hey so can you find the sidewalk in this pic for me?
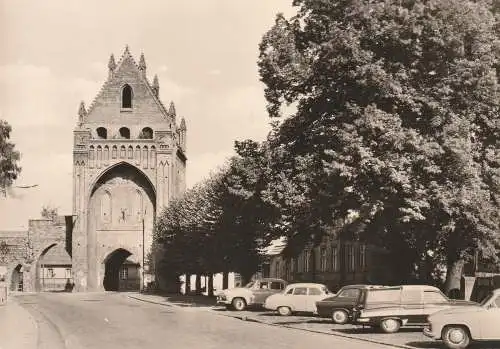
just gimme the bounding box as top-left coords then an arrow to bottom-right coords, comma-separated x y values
0,297 -> 38,349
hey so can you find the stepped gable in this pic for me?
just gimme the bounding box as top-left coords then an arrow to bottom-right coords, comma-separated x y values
85,46 -> 171,126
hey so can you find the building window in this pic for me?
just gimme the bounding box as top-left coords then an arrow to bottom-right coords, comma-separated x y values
347,245 -> 355,272
139,127 -> 153,139
65,268 -> 72,279
120,145 -> 126,158
47,268 -> 55,278
304,250 -> 310,272
290,258 -> 295,273
332,245 -> 339,272
320,247 -> 327,272
128,146 -> 133,159
112,145 -> 117,159
119,127 -> 130,139
96,127 -> 107,139
360,245 -> 367,271
122,84 -> 133,108
119,266 -> 128,280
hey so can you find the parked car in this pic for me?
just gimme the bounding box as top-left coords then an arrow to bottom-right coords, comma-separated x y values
355,285 -> 479,333
216,278 -> 287,311
263,283 -> 332,316
315,284 -> 386,324
424,288 -> 500,349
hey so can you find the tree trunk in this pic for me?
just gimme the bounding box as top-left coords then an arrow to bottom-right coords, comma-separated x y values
195,274 -> 202,295
208,274 -> 214,297
184,274 -> 191,295
222,272 -> 229,290
444,259 -> 465,298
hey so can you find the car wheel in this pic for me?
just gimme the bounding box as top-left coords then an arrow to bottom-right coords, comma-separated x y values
277,306 -> 292,316
442,326 -> 471,349
231,297 -> 246,311
380,318 -> 401,333
332,310 -> 349,324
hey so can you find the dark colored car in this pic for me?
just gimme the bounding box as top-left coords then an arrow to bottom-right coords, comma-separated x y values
315,284 -> 386,324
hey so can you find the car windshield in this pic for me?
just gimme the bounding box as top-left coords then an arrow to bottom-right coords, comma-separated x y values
479,292 -> 494,306
244,281 -> 255,288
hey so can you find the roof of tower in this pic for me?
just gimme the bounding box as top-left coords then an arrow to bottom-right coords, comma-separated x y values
85,46 -> 175,122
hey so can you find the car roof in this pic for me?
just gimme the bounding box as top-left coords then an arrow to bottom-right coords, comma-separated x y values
341,284 -> 385,289
369,285 -> 441,292
286,283 -> 327,288
259,278 -> 286,283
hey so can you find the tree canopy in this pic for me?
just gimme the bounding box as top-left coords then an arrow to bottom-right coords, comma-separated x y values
0,120 -> 21,197
257,0 -> 500,290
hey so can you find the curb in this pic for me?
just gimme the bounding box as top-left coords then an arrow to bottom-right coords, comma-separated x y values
127,295 -> 414,349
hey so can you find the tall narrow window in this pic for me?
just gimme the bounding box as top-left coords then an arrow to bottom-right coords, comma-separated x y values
89,146 -> 95,168
332,245 -> 339,272
103,146 -> 109,165
135,146 -> 141,165
112,145 -> 117,159
346,245 -> 355,272
320,247 -> 327,272
128,146 -> 133,159
122,84 -> 132,108
360,245 -> 367,271
96,146 -> 102,168
143,146 -> 148,169
150,146 -> 156,169
120,145 -> 126,158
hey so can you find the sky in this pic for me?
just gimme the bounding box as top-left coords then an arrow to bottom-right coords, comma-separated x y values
0,0 -> 297,231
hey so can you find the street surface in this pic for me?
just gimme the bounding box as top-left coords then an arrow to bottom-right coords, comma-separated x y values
11,293 -> 395,349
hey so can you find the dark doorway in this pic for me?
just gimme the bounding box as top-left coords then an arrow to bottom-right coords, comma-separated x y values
10,264 -> 23,291
103,249 -> 140,291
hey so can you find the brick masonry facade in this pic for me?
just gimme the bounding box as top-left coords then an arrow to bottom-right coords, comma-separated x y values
72,47 -> 187,292
0,47 -> 187,293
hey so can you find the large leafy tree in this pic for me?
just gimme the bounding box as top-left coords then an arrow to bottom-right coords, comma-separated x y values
0,120 -> 21,197
258,0 -> 500,292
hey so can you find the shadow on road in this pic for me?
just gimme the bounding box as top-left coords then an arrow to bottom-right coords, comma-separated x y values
335,327 -> 423,334
406,341 -> 500,349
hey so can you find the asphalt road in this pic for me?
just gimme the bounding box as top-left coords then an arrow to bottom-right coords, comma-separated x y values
15,293 -> 395,349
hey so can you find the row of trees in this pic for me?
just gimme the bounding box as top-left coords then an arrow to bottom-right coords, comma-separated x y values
153,0 -> 500,295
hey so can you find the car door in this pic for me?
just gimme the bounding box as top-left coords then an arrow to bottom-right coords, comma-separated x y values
480,294 -> 500,340
423,290 -> 453,321
253,281 -> 271,304
401,288 -> 425,325
306,286 -> 329,313
289,287 -> 308,311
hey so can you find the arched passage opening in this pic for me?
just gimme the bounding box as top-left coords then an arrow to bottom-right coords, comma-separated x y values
87,162 -> 156,291
103,248 -> 140,291
37,243 -> 72,292
10,264 -> 23,291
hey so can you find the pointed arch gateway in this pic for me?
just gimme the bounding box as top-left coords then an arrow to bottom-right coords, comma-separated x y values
87,162 -> 156,291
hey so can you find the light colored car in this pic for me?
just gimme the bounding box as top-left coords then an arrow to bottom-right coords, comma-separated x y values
263,283 -> 332,316
355,285 -> 478,333
216,278 -> 287,311
424,288 -> 500,349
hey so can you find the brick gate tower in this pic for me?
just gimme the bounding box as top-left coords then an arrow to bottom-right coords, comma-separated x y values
72,46 -> 187,292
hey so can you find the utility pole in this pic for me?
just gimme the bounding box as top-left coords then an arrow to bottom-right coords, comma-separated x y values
142,207 -> 146,292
